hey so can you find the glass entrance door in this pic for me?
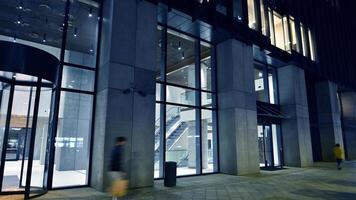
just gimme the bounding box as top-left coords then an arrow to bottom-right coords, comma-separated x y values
258,124 -> 282,168
0,79 -> 52,199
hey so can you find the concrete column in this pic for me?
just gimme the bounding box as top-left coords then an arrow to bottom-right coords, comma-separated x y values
339,92 -> 356,160
315,81 -> 343,161
277,65 -> 313,167
91,0 -> 157,190
217,39 -> 259,175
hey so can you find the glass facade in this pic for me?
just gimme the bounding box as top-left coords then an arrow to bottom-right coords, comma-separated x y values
155,26 -> 218,178
246,1 -> 317,60
0,0 -> 100,193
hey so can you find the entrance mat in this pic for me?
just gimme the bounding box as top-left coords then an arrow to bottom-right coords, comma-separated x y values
260,167 -> 287,171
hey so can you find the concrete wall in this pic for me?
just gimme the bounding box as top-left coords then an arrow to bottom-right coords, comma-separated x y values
315,81 -> 343,161
217,39 -> 260,175
91,0 -> 157,190
278,65 -> 313,167
339,92 -> 356,160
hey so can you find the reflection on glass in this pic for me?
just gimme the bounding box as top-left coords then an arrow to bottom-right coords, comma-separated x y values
65,0 -> 100,68
271,124 -> 281,166
165,105 -> 197,176
62,66 -> 95,92
53,92 -> 93,187
166,30 -> 196,88
156,83 -> 161,102
248,0 -> 257,29
166,85 -> 196,106
201,42 -> 212,91
202,110 -> 215,173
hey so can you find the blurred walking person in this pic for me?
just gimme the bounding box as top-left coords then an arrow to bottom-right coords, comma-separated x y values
333,143 -> 344,170
109,137 -> 128,200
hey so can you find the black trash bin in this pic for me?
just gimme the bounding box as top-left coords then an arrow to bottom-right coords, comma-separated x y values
164,161 -> 177,187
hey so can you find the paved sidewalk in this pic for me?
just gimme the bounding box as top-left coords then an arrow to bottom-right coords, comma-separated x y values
2,161 -> 356,200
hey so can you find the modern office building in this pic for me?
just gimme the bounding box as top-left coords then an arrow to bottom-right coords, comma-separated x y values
0,0 -> 355,199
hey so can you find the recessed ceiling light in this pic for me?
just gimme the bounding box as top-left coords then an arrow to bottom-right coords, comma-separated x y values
88,7 -> 93,17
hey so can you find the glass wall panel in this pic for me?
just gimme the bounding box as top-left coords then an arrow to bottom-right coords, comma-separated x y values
156,26 -> 164,81
62,66 -> 95,92
268,67 -> 278,104
283,17 -> 291,52
65,0 -> 100,68
52,92 -> 93,187
260,0 -> 268,35
300,23 -> 309,57
166,30 -> 196,88
202,110 -> 216,173
165,105 -> 198,176
201,42 -> 212,91
248,0 -> 257,29
254,67 -> 267,102
154,103 -> 162,178
289,17 -> 299,52
273,12 -> 285,50
155,27 -> 218,178
166,85 -> 196,106
269,9 -> 275,45
308,28 -> 316,61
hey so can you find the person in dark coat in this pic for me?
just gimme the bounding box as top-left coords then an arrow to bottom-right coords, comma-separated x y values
110,137 -> 126,172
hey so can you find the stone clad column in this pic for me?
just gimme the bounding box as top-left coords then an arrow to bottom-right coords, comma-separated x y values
339,92 -> 356,160
91,0 -> 157,190
277,65 -> 313,167
315,81 -> 343,161
217,39 -> 260,175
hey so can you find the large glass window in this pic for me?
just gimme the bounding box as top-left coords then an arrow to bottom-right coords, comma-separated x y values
155,27 -> 218,178
233,0 -> 243,22
273,12 -> 285,50
300,23 -> 309,57
289,17 -> 299,52
254,63 -> 278,104
248,0 -> 257,30
308,28 -> 316,61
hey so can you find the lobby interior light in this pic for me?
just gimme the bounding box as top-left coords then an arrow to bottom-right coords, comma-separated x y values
17,1 -> 23,10
178,41 -> 182,50
16,15 -> 22,24
13,35 -> 17,42
90,44 -> 94,52
88,7 -> 93,17
42,33 -> 47,43
181,51 -> 185,60
74,27 -> 78,37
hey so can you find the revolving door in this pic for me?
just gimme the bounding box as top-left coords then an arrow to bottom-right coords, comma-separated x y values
0,41 -> 58,198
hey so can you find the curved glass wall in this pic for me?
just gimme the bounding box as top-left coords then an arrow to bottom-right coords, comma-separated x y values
0,0 -> 100,195
155,26 -> 218,178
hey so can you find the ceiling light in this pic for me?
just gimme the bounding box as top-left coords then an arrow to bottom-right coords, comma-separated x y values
90,45 -> 94,52
258,72 -> 263,78
74,27 -> 78,37
88,7 -> 93,17
13,35 -> 17,42
17,1 -> 23,10
181,51 -> 185,60
16,15 -> 22,24
178,41 -> 182,50
42,33 -> 47,43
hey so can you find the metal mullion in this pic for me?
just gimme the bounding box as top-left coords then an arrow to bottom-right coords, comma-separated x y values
24,80 -> 42,199
62,62 -> 97,72
60,88 -> 95,95
19,87 -> 33,188
46,0 -> 71,189
195,40 -> 202,175
263,65 -> 270,103
160,25 -> 167,178
0,84 -> 15,191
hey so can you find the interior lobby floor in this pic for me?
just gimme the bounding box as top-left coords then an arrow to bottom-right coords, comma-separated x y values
2,161 -> 356,200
